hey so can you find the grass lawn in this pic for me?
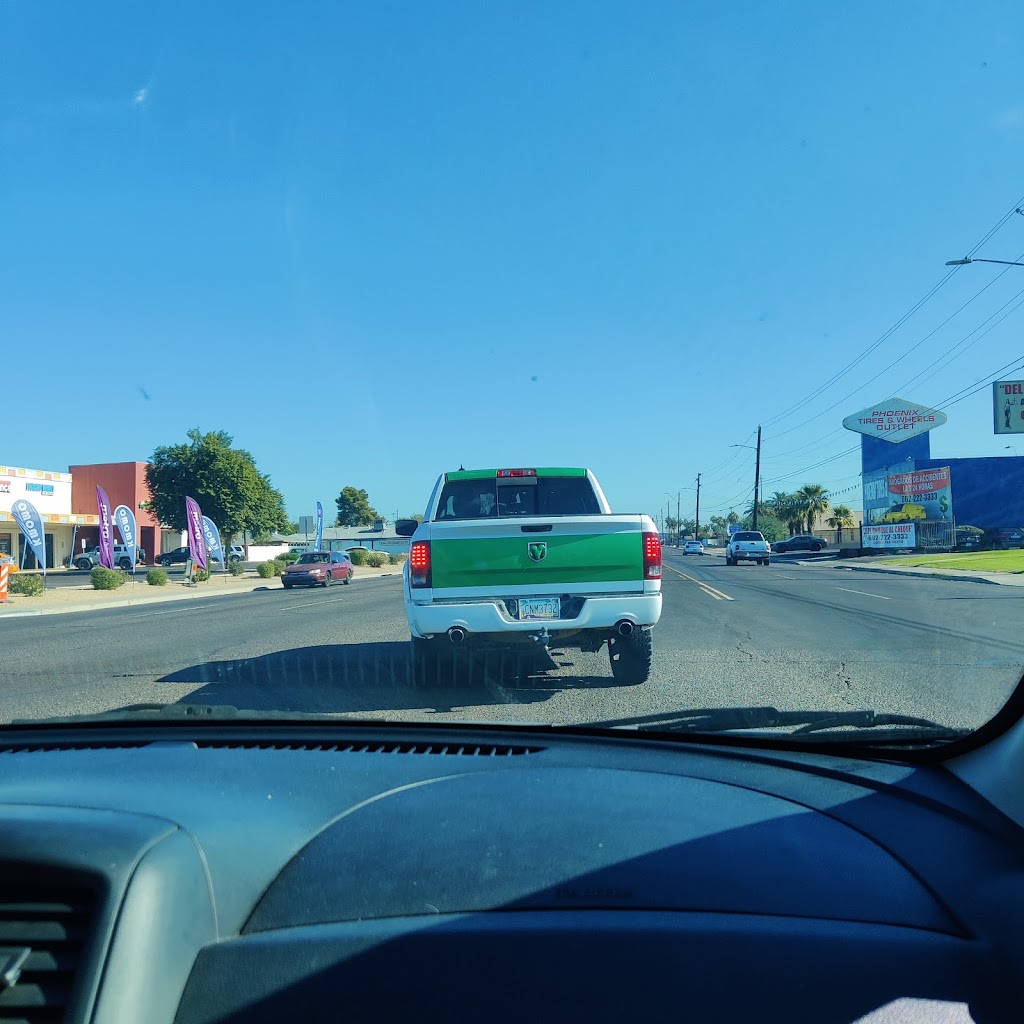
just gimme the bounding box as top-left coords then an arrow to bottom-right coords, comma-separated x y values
879,549 -> 1024,573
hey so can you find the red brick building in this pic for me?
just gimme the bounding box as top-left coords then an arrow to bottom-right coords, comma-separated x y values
68,462 -> 166,563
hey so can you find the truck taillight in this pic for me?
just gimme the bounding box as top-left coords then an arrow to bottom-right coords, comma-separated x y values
642,531 -> 662,578
410,541 -> 431,587
496,469 -> 537,477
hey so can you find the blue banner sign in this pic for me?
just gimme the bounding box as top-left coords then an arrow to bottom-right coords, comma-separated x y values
202,516 -> 225,567
11,499 -> 46,572
113,504 -> 138,569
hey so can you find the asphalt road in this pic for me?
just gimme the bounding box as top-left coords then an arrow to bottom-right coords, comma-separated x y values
3,555 -> 1022,733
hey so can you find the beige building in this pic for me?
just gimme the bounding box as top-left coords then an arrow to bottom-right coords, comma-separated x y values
0,463 -> 99,569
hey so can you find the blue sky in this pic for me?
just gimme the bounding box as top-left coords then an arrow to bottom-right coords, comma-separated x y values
3,2 -> 1024,525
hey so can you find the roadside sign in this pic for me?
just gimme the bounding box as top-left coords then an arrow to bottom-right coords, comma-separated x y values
843,397 -> 946,443
993,380 -> 1024,435
863,523 -> 916,549
728,524 -> 742,534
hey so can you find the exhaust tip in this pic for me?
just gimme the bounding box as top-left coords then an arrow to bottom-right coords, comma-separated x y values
448,627 -> 466,645
616,620 -> 635,637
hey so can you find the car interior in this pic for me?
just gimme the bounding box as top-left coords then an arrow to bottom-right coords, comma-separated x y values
2,697 -> 1024,1024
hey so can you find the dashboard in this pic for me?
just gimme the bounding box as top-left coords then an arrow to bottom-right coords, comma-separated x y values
0,722 -> 1021,1023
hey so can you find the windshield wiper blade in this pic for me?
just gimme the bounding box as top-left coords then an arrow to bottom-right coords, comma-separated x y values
590,706 -> 966,741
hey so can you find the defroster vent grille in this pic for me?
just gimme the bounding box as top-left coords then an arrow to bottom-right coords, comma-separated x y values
0,885 -> 95,1024
193,739 -> 541,756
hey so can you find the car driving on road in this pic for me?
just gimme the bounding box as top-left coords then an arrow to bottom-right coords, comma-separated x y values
400,467 -> 662,686
282,550 -> 353,588
725,531 -> 771,566
682,539 -> 704,555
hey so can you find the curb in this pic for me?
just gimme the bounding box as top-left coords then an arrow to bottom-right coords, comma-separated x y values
839,564 -> 1002,586
0,571 -> 400,619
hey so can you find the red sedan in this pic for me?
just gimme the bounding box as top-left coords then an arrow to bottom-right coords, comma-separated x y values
282,551 -> 354,589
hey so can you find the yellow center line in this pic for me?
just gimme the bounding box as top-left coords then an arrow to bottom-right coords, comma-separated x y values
663,564 -> 735,601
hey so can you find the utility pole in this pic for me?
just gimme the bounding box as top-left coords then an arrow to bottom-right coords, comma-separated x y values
752,425 -> 762,532
676,492 -> 680,546
695,473 -> 701,539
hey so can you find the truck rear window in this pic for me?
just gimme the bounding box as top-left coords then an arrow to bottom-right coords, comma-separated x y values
731,532 -> 765,542
436,477 -> 601,519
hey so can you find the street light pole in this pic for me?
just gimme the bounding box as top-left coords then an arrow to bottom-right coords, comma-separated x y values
946,257 -> 1024,267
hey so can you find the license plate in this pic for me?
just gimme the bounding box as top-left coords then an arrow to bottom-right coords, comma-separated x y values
518,597 -> 561,620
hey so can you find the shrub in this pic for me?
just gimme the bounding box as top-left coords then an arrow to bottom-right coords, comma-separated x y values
387,553 -> 407,565
278,550 -> 301,564
191,568 -> 210,583
257,561 -> 277,578
91,566 -> 127,590
228,559 -> 246,576
9,573 -> 45,596
146,568 -> 169,587
347,548 -> 369,566
366,551 -> 388,568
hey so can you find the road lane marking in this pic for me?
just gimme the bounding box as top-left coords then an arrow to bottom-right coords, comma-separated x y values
663,564 -> 734,601
835,587 -> 891,601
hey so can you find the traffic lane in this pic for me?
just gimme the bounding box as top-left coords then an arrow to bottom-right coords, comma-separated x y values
30,566 -> 190,589
0,576 -> 435,723
670,554 -> 1024,658
3,567 -> 1020,736
659,553 -> 1024,728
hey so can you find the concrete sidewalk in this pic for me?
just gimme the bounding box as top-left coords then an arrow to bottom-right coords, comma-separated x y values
0,565 -> 401,618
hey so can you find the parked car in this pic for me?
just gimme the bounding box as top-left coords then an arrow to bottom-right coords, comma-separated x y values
682,540 -> 704,555
772,534 -> 828,553
157,547 -> 192,567
282,550 -> 354,588
984,527 -> 1024,550
75,545 -> 146,570
954,529 -> 983,551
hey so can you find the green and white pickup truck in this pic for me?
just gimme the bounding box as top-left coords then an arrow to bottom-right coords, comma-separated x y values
398,467 -> 662,687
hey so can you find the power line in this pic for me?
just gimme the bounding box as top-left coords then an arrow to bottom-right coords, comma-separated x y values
761,192 -> 1024,430
768,252 -> 1024,440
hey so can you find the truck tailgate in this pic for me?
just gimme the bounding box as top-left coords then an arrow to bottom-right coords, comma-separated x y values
428,515 -> 647,595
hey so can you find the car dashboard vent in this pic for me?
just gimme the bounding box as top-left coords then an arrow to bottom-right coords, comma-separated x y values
193,739 -> 542,756
0,884 -> 95,1024
0,742 -> 150,755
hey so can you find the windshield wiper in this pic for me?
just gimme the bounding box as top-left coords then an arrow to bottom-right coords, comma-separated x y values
588,706 -> 968,743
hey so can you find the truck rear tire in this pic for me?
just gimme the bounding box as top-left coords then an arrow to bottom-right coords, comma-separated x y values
608,627 -> 652,685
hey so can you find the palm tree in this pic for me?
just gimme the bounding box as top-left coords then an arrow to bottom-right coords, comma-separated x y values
768,491 -> 801,536
794,484 -> 831,534
708,515 -> 727,539
826,505 -> 856,542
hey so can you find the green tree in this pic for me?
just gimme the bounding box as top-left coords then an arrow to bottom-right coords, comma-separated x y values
767,491 -> 802,536
740,512 -> 787,542
335,486 -> 379,527
726,510 -> 740,526
402,514 -> 424,523
146,429 -> 290,539
794,484 -> 831,534
825,505 -> 856,541
708,515 -> 727,539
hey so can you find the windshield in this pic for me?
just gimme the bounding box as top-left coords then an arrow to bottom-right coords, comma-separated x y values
3,2 -> 1024,751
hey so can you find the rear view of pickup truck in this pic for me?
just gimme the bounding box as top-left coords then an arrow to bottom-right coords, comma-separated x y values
400,468 -> 662,687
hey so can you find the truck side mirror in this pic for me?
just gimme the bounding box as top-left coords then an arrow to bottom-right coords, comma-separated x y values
395,519 -> 419,537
